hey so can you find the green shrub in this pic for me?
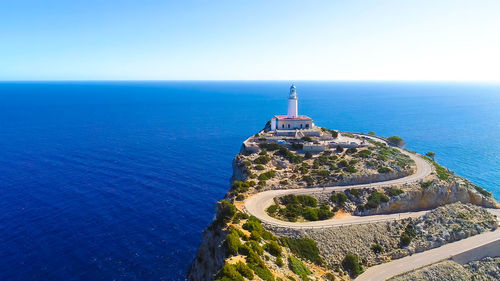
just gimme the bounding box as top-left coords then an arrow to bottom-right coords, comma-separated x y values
243,216 -> 264,233
399,224 -> 417,248
245,240 -> 264,255
336,145 -> 343,152
250,230 -> 261,242
317,204 -> 334,220
281,237 -> 321,263
342,253 -> 363,277
314,169 -> 330,177
348,189 -> 359,197
291,143 -> 303,150
400,235 -> 412,247
426,151 -> 435,160
277,147 -> 303,164
255,164 -> 265,170
238,244 -> 251,255
215,264 -> 244,281
259,170 -> 276,180
259,142 -> 281,151
224,232 -> 241,256
421,180 -> 433,188
377,166 -> 391,173
288,256 -> 311,277
387,136 -> 405,147
275,256 -> 284,267
263,231 -> 277,242
296,195 -> 317,207
387,188 -> 403,197
330,192 -> 348,206
345,165 -> 357,173
346,147 -> 357,154
267,204 -> 279,214
234,262 -> 254,279
473,185 -> 492,197
371,243 -> 383,254
231,180 -> 255,194
264,241 -> 282,257
337,159 -> 348,168
246,249 -> 265,267
218,201 -> 237,223
303,208 -> 319,221
364,192 -> 389,209
249,264 -> 275,281
302,175 -> 314,186
304,151 -> 313,159
254,155 -> 271,164
368,131 -> 375,136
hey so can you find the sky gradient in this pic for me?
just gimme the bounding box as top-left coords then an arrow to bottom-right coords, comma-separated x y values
1,0 -> 499,81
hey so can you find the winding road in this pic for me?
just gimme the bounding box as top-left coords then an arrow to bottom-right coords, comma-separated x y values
244,147 -> 433,229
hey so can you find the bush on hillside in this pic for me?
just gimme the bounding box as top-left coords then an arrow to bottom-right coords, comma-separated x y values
330,192 -> 348,206
217,201 -> 237,223
387,136 -> 405,147
215,264 -> 244,281
254,155 -> 271,164
234,262 -> 254,279
281,237 -> 321,263
304,151 -> 313,159
288,256 -> 311,277
264,241 -> 282,257
364,192 -> 389,209
259,142 -> 281,151
378,166 -> 391,173
342,253 -> 363,277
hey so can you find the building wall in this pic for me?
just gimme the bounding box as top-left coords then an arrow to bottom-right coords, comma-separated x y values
277,119 -> 313,130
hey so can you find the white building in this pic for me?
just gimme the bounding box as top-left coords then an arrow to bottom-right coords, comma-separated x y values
271,84 -> 314,131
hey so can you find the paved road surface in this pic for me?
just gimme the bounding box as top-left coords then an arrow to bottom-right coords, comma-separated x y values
356,210 -> 500,281
244,148 -> 433,229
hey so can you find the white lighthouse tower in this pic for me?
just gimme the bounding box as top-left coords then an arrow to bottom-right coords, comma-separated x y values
287,84 -> 298,118
270,84 -> 314,132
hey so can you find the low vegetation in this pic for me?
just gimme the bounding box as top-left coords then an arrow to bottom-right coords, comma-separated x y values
281,237 -> 321,263
342,253 -> 364,277
288,256 -> 312,277
387,136 -> 405,147
269,194 -> 335,222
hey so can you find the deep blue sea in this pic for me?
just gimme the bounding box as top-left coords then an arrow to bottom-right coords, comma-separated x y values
0,81 -> 499,280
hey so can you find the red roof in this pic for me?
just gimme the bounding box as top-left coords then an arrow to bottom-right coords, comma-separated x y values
274,115 -> 312,120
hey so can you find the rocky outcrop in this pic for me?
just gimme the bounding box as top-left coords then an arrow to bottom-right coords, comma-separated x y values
332,170 -> 412,187
359,178 -> 499,216
186,223 -> 228,281
389,257 -> 500,281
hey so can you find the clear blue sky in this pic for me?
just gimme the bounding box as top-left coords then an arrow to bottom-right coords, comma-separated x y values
1,0 -> 499,80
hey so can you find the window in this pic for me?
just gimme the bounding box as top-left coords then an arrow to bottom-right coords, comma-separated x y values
300,124 -> 303,128
288,124 -> 290,128
306,124 -> 309,128
282,124 -> 284,128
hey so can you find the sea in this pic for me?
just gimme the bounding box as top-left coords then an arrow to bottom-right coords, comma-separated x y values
0,81 -> 498,280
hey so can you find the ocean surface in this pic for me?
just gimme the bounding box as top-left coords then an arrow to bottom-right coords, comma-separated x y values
0,81 -> 499,280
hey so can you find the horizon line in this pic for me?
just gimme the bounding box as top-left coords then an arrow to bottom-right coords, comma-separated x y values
1,79 -> 500,83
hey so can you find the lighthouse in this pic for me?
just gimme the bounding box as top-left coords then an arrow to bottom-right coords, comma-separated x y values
287,84 -> 298,118
270,84 -> 314,132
